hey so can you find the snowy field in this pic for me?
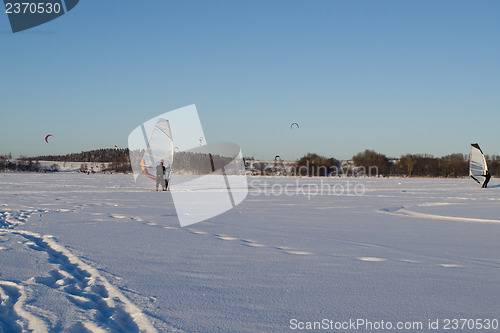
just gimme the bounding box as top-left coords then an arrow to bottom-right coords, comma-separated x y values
0,173 -> 499,332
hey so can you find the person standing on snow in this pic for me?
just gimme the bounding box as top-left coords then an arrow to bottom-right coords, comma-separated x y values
482,170 -> 491,188
156,161 -> 166,191
164,163 -> 171,190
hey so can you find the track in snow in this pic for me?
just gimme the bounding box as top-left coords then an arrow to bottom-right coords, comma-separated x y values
0,208 -> 162,333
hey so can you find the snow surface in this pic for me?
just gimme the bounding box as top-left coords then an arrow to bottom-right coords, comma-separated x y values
0,173 -> 499,332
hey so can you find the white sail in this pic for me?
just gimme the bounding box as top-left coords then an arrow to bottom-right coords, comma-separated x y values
469,143 -> 488,184
141,118 -> 174,181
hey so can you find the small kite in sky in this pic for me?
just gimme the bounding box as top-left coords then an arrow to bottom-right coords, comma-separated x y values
45,134 -> 54,143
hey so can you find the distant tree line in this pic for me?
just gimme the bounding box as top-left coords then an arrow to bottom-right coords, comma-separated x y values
392,153 -> 468,177
33,148 -> 129,163
33,148 -> 132,173
0,155 -> 58,172
355,150 -> 500,177
295,153 -> 341,176
294,150 -> 500,178
3,149 -> 500,177
172,152 -> 236,175
0,149 -> 132,173
352,150 -> 390,176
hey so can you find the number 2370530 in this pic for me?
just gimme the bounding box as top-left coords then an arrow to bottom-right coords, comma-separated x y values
5,2 -> 62,14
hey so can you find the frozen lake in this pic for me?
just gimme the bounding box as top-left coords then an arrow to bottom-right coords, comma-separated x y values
0,173 -> 499,332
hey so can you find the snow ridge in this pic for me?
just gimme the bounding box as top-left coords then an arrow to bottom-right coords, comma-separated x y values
379,204 -> 500,223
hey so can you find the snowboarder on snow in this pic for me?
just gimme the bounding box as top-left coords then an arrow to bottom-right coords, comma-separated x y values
482,170 -> 491,188
156,161 -> 166,191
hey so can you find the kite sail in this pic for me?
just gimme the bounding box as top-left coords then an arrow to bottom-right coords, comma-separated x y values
273,155 -> 285,175
140,118 -> 174,182
44,134 -> 53,143
290,123 -> 299,130
469,143 -> 488,184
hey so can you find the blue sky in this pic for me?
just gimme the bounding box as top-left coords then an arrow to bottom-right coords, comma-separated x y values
1,0 -> 499,160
